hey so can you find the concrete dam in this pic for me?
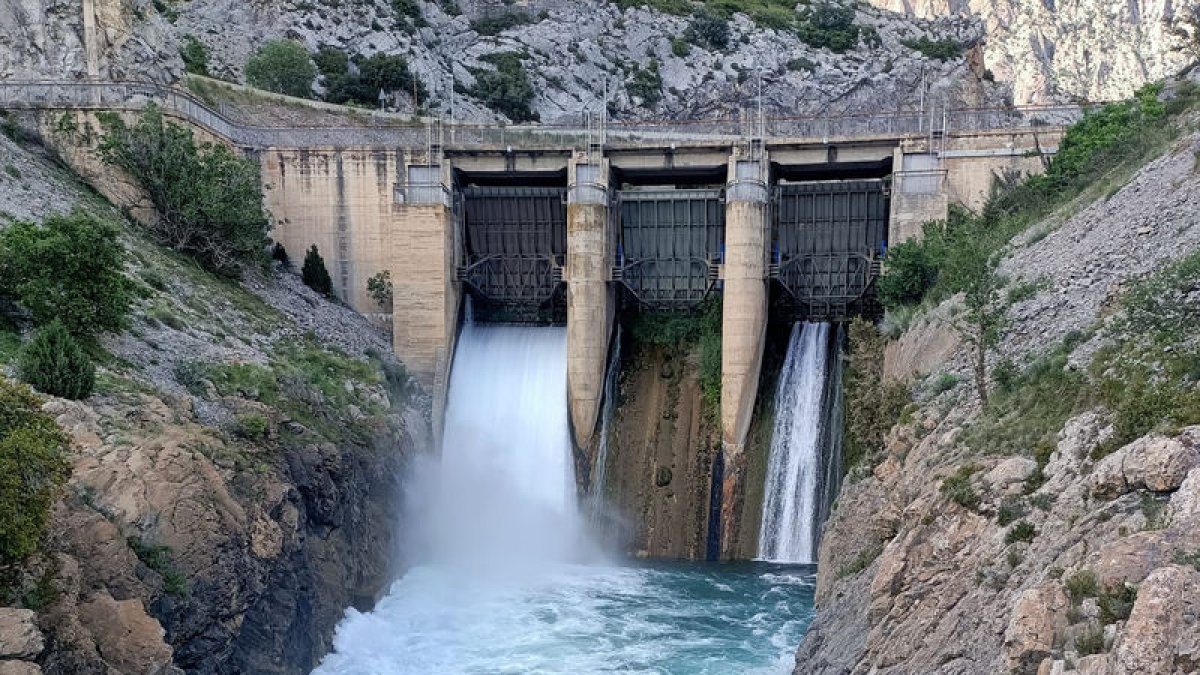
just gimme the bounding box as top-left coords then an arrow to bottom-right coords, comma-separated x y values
2,79 -> 1074,558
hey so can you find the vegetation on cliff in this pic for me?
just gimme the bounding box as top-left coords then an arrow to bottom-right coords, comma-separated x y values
628,298 -> 722,411
97,105 -> 270,277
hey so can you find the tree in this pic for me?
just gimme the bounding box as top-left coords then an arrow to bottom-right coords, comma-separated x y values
0,377 -> 70,574
686,14 -> 731,50
302,245 -> 333,297
180,35 -> 210,76
245,40 -> 317,98
0,210 -> 133,341
18,321 -> 95,400
944,233 -> 1008,407
98,105 -> 270,277
324,53 -> 425,106
469,52 -> 538,122
796,3 -> 860,53
367,270 -> 393,310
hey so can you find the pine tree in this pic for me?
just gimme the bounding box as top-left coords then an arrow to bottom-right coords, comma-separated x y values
301,245 -> 333,297
18,320 -> 95,400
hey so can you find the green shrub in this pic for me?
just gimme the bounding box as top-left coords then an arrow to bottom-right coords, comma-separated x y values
18,321 -> 95,400
627,298 -> 722,412
325,52 -> 426,105
367,270 -> 393,309
671,37 -> 691,57
469,52 -> 538,122
786,57 -> 816,72
314,47 -> 349,78
180,35 -> 210,76
686,14 -> 731,49
0,378 -> 71,572
796,3 -> 859,52
901,36 -> 961,60
302,245 -> 333,297
835,544 -> 883,579
1172,548 -> 1200,571
0,211 -> 133,341
1075,624 -> 1106,656
1005,520 -> 1037,544
941,465 -> 979,509
1065,569 -> 1098,603
1098,584 -> 1136,624
234,413 -> 269,440
98,106 -> 269,277
843,318 -> 909,473
392,0 -> 426,26
929,372 -> 960,395
126,537 -> 188,596
471,11 -> 533,35
627,59 -> 663,107
245,40 -> 317,98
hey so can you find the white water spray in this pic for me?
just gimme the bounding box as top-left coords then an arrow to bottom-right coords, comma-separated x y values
758,322 -> 831,564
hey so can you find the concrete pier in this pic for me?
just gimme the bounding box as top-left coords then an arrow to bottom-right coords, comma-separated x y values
719,148 -> 770,451
566,153 -> 613,448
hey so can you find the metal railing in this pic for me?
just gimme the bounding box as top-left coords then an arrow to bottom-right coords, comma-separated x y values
0,80 -> 1091,150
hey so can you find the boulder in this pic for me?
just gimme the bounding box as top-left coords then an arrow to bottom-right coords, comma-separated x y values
1090,430 -> 1200,499
0,608 -> 43,660
0,662 -> 43,675
1112,564 -> 1200,673
76,591 -> 176,675
1005,586 -> 1069,674
983,457 -> 1037,494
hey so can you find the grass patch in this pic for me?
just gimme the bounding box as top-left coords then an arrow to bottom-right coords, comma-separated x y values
836,545 -> 883,580
996,496 -> 1026,526
1065,569 -> 1098,603
1004,520 -> 1037,544
1075,624 -> 1106,655
127,536 -> 188,597
1172,548 -> 1200,571
941,464 -> 980,509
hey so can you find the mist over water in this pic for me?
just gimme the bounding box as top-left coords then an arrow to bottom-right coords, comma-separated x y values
758,323 -> 831,564
315,321 -> 817,675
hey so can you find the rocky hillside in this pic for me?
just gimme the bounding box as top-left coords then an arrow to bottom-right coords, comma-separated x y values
867,0 -> 1190,106
796,86 -> 1200,673
0,127 -> 430,674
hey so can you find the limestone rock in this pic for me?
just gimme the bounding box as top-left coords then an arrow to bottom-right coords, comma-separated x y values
0,662 -> 43,675
1005,586 -> 1069,675
77,591 -> 176,675
0,608 -> 44,660
1091,430 -> 1200,500
1112,565 -> 1200,673
983,457 -> 1036,494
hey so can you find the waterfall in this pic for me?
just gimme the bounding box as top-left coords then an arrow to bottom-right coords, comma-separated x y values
588,326 -> 621,524
757,322 -> 835,564
433,319 -> 580,569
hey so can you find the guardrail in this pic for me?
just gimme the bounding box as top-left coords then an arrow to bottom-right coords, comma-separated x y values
0,80 -> 1089,149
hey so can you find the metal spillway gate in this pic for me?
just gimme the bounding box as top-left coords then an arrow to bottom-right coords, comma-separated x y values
772,179 -> 889,320
614,189 -> 725,310
457,186 -> 568,311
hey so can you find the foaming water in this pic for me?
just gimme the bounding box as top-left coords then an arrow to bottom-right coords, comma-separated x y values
315,321 -> 818,674
315,561 -> 815,674
758,323 -> 831,564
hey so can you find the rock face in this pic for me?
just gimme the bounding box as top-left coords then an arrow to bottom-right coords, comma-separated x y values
795,128 -> 1200,674
865,0 -> 1189,105
0,133 -> 429,675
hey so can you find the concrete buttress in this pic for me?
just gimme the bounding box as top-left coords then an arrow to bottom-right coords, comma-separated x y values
718,147 -> 769,558
566,154 -> 613,449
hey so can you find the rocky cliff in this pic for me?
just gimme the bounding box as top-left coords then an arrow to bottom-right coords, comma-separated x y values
866,0 -> 1190,105
796,97 -> 1200,673
0,128 -> 430,674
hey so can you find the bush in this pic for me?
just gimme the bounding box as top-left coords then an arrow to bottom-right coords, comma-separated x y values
18,321 -> 95,400
1005,520 -> 1037,544
941,465 -> 979,509
878,239 -> 938,307
671,37 -> 691,57
0,378 -> 71,572
901,36 -> 962,60
996,497 -> 1026,526
1065,569 -> 1098,603
271,242 -> 290,269
367,270 -> 393,310
234,413 -> 269,440
325,52 -> 426,106
686,14 -> 731,50
796,3 -> 859,52
392,0 -> 426,26
469,52 -> 538,122
126,537 -> 188,597
245,40 -> 316,98
302,245 -> 333,297
627,59 -> 663,107
1098,584 -> 1136,624
843,318 -> 910,473
1075,624 -> 1106,656
0,210 -> 133,341
180,35 -> 210,76
314,47 -> 349,78
471,11 -> 533,35
98,106 -> 270,277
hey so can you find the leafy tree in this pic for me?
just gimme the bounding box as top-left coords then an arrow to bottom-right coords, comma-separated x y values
18,321 -> 95,400
325,53 -> 426,106
98,105 -> 269,277
627,59 -> 664,107
314,46 -> 350,78
469,52 -> 538,122
180,35 -> 210,76
943,232 -> 1008,407
302,245 -> 333,297
245,40 -> 317,98
0,210 -> 133,341
877,240 -> 937,307
0,377 -> 70,573
367,270 -> 393,310
271,242 -> 290,269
